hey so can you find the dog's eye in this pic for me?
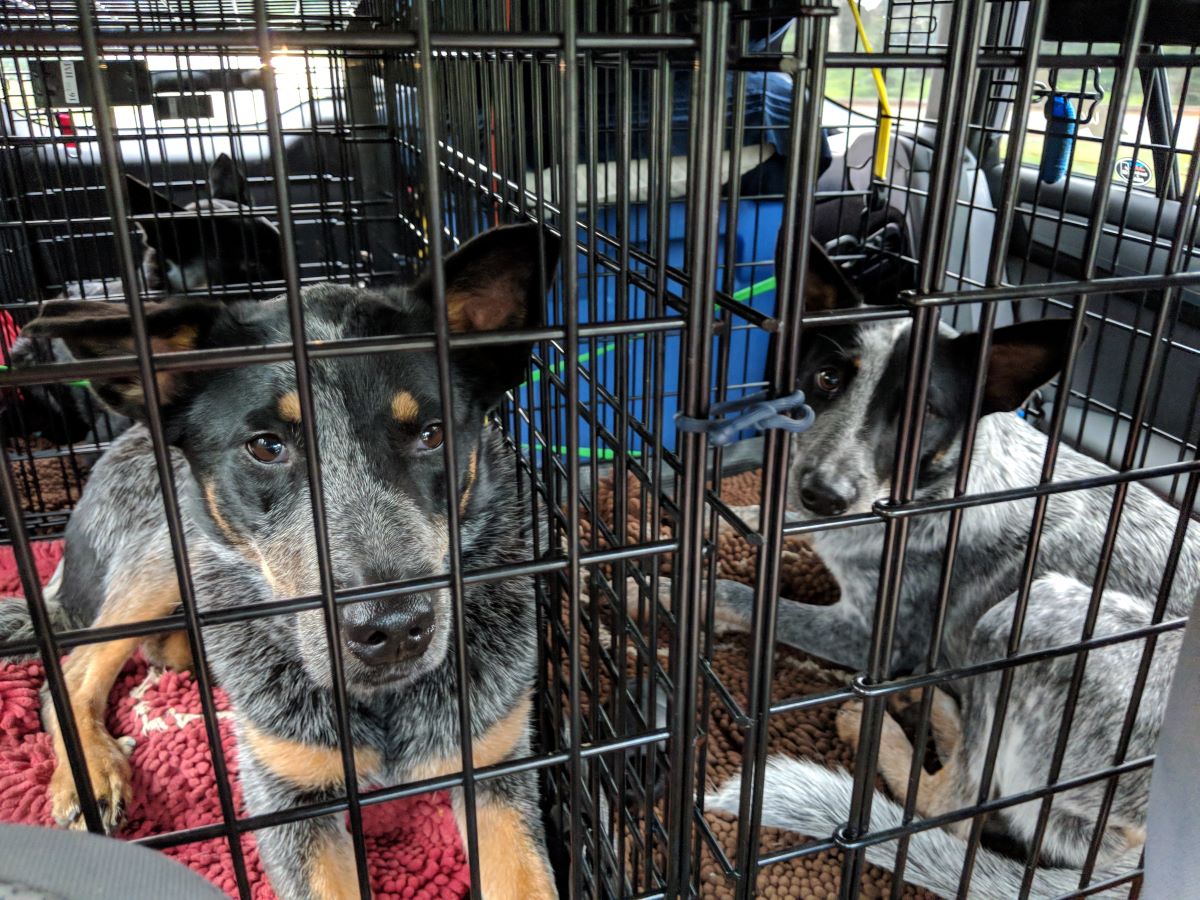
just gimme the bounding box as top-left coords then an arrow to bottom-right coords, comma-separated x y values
247,434 -> 289,464
418,422 -> 444,451
814,366 -> 843,395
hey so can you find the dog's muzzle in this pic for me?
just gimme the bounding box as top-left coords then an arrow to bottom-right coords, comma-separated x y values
797,470 -> 859,518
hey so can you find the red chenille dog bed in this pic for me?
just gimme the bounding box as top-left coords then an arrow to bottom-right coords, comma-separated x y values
0,541 -> 470,899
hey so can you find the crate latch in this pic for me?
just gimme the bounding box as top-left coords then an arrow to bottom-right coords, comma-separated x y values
675,389 -> 815,447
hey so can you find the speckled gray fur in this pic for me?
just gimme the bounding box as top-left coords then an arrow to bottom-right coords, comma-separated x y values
696,317 -> 1198,898
63,421 -> 543,900
3,224 -> 559,899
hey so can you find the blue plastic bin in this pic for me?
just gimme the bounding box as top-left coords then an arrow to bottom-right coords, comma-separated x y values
515,197 -> 782,461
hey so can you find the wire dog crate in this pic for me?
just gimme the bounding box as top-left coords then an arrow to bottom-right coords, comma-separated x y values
1,1 -> 1199,899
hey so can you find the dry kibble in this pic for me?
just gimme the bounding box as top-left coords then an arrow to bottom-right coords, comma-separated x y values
562,470 -> 937,900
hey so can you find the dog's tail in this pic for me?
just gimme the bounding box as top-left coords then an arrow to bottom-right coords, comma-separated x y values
708,756 -> 1137,900
0,559 -> 74,661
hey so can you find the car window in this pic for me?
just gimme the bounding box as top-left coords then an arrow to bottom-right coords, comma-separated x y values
2,51 -> 335,137
1160,52 -> 1200,191
821,0 -> 943,158
998,41 -> 1186,194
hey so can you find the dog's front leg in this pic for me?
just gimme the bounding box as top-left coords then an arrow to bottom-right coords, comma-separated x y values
629,576 -> 874,671
715,578 -> 877,670
411,696 -> 556,898
452,775 -> 557,899
238,724 -> 381,900
717,504 -> 763,532
45,567 -> 182,834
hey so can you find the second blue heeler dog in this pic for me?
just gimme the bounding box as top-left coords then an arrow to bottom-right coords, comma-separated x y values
651,244 -> 1197,898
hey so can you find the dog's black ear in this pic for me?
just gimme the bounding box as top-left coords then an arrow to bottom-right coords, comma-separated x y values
22,298 -> 226,425
956,318 -> 1081,414
135,216 -> 190,271
125,174 -> 188,216
774,231 -> 863,314
208,153 -> 249,205
437,224 -> 559,333
419,224 -> 561,399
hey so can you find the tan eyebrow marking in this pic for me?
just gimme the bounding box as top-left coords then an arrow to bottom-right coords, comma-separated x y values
459,448 -> 479,515
277,392 -> 301,423
391,390 -> 420,424
204,482 -> 240,544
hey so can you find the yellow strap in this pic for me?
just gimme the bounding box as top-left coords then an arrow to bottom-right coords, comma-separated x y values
846,0 -> 893,181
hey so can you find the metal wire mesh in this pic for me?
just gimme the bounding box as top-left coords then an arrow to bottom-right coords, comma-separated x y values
0,1 -> 1197,898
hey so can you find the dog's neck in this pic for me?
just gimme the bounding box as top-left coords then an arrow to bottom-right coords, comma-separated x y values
962,411 -> 1055,494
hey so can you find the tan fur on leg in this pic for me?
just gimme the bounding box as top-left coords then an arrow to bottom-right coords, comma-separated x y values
454,798 -> 557,899
306,826 -> 361,900
47,568 -> 180,834
928,687 -> 963,761
836,700 -> 969,836
433,696 -> 553,898
884,687 -> 962,758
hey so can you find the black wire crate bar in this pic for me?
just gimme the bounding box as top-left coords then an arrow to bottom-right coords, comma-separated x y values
0,1 -> 1198,900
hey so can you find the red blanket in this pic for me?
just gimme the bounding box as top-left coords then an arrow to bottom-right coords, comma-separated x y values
0,541 -> 470,899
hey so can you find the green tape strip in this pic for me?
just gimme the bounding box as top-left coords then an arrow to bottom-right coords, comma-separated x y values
522,274 -> 775,390
0,364 -> 90,388
519,442 -> 643,461
732,275 -> 776,303
526,340 -> 616,386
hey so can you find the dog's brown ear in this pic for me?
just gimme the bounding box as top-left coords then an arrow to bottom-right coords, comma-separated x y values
418,223 -> 561,402
774,231 -> 863,314
22,298 -> 225,422
956,318 -> 1082,414
423,223 -> 561,334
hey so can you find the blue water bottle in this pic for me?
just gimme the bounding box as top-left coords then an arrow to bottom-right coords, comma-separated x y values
1039,94 -> 1077,185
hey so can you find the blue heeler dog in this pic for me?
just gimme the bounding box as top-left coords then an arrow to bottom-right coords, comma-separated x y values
660,243 -> 1198,898
0,224 -> 560,900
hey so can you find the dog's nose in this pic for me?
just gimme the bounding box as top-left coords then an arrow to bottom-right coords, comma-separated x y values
799,474 -> 853,517
341,598 -> 435,667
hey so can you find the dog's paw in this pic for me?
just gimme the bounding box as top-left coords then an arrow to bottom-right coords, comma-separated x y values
141,630 -> 194,671
886,686 -> 923,718
717,504 -> 761,534
712,607 -> 745,633
930,687 -> 962,733
836,700 -> 909,753
836,700 -> 864,749
50,730 -> 135,834
710,581 -> 754,633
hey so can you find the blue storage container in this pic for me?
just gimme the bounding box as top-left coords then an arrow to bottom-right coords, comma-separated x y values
514,197 -> 782,461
